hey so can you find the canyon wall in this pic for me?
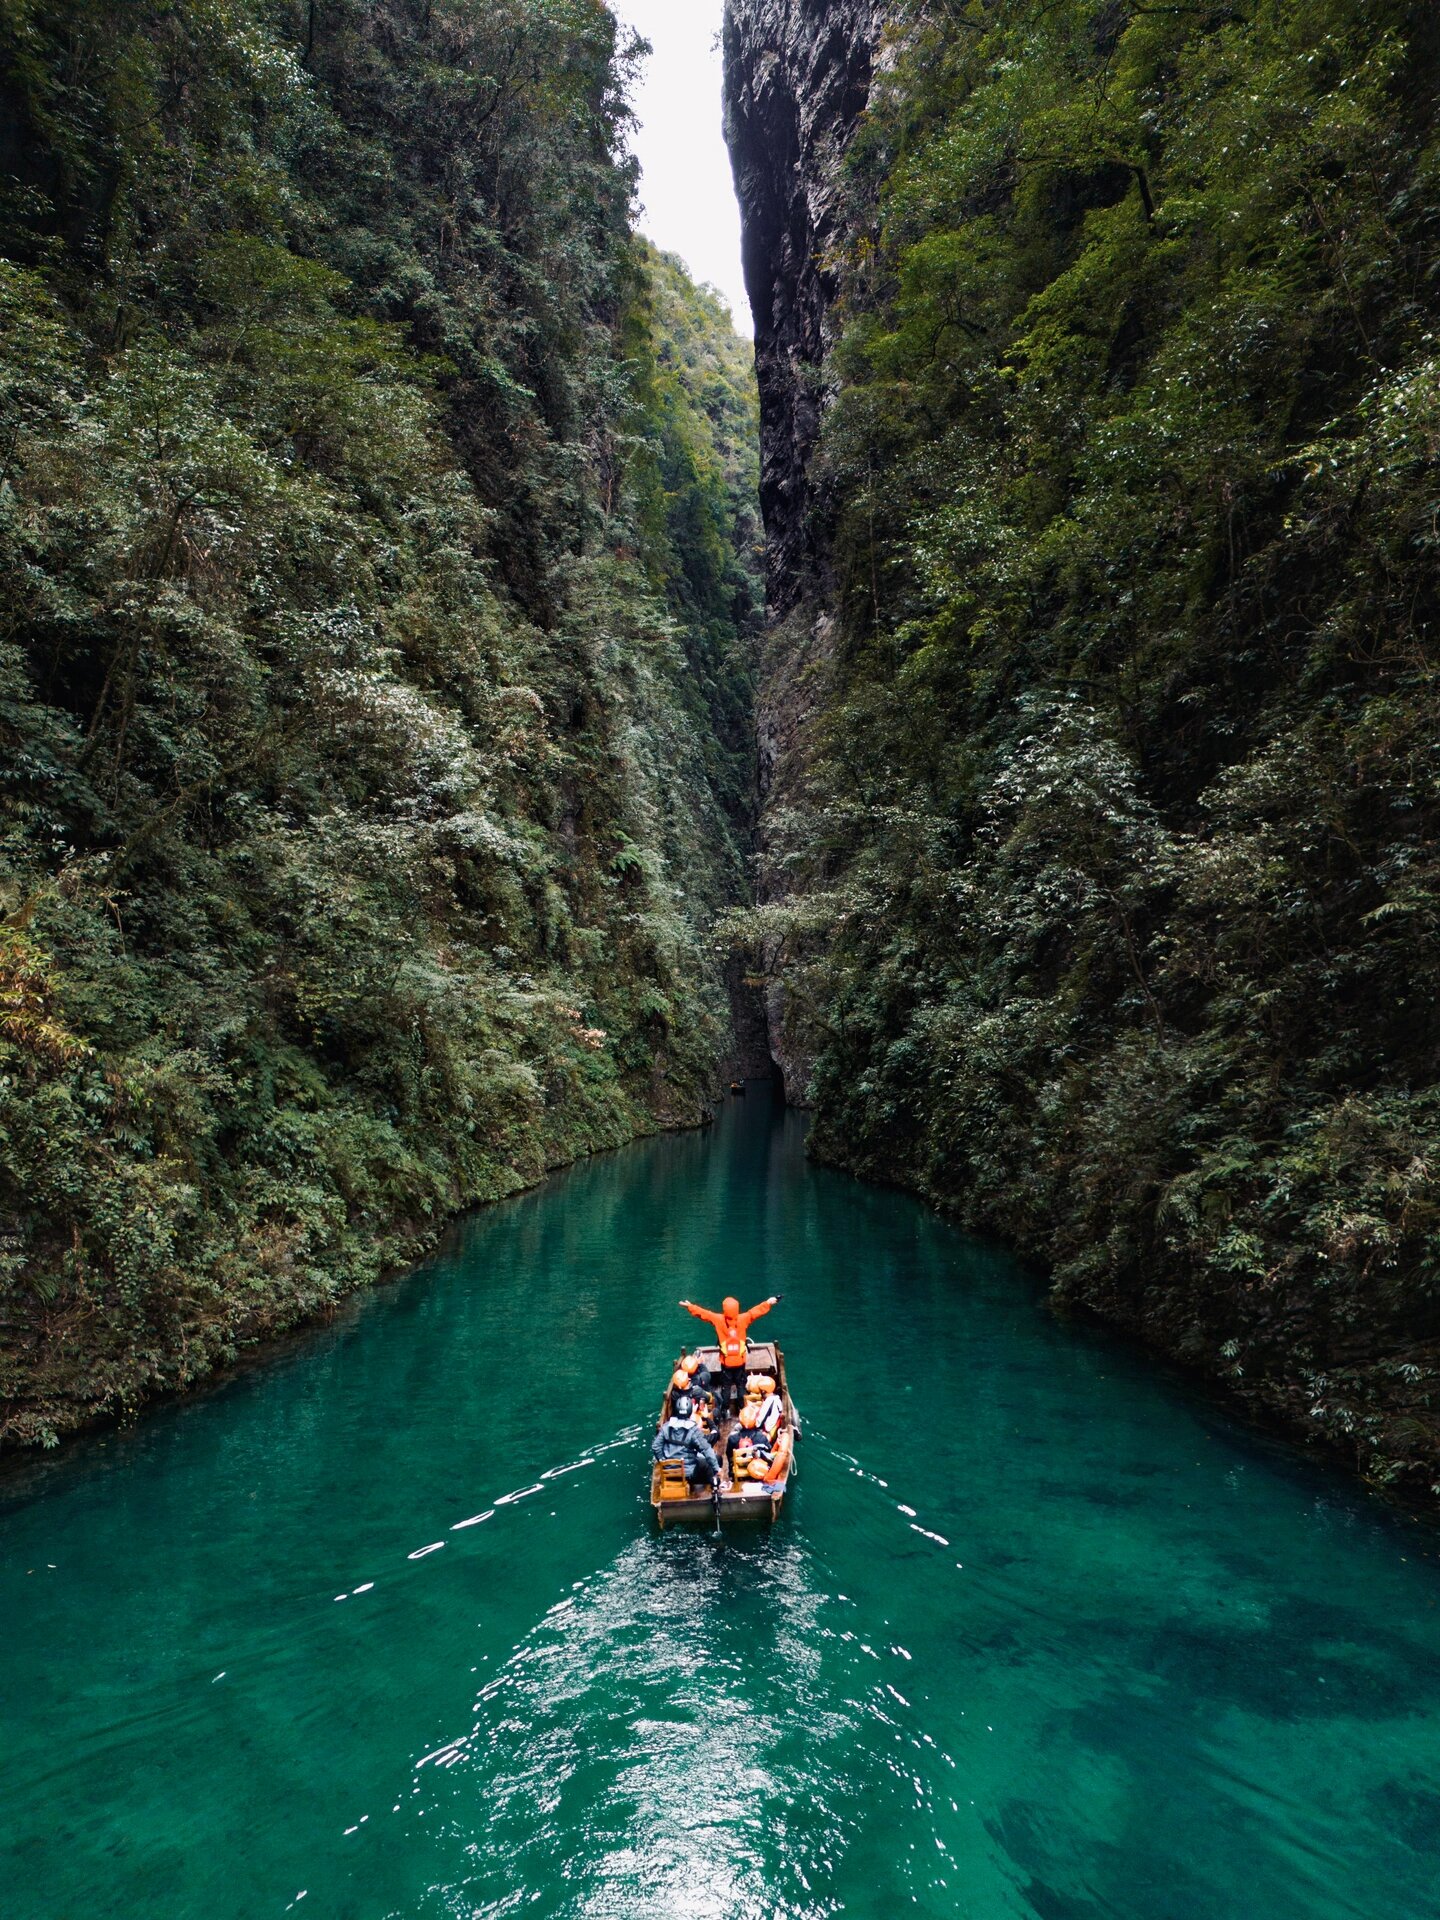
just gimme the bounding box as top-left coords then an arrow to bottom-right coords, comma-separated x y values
0,1 -> 762,1445
724,0 -> 1440,1505
723,0 -> 886,1097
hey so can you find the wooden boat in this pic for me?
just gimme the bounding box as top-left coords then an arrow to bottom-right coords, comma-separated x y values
650,1341 -> 798,1527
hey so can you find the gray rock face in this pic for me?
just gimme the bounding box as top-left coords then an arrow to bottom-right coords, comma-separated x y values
723,0 -> 885,619
724,0 -> 885,1098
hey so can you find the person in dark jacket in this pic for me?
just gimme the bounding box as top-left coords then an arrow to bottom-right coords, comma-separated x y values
651,1395 -> 720,1488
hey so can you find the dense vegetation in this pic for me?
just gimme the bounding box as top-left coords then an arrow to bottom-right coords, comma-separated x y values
746,0 -> 1440,1495
0,0 -> 760,1443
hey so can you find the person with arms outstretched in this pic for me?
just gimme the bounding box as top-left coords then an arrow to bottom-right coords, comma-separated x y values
679,1294 -> 778,1418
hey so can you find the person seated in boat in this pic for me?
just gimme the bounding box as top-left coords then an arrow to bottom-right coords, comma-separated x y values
679,1294 -> 779,1419
726,1402 -> 774,1480
696,1393 -> 720,1437
672,1359 -> 718,1436
681,1349 -> 713,1389
652,1394 -> 720,1489
746,1376 -> 785,1441
678,1351 -> 717,1414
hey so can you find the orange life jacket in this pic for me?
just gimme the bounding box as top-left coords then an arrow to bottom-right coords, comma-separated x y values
763,1428 -> 792,1484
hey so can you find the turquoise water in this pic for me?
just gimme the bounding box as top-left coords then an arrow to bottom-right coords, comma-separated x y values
3,1090 -> 1439,1919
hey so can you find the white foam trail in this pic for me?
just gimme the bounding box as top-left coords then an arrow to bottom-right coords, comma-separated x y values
363,1426 -> 634,1595
493,1483 -> 544,1507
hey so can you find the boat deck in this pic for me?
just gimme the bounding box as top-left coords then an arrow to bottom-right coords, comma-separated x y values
650,1342 -> 797,1527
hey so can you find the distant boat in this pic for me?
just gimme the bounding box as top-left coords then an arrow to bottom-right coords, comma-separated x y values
650,1341 -> 797,1528
729,1080 -> 747,1095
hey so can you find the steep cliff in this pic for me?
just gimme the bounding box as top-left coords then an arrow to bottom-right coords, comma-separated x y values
0,0 -> 761,1445
723,0 -> 883,618
725,0 -> 1440,1505
723,0 -> 885,1096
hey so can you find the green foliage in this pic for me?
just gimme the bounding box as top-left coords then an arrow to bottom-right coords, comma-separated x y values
0,0 -> 758,1441
763,0 -> 1440,1493
622,243 -> 764,829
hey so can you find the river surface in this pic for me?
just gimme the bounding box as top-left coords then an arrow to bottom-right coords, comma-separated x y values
3,1090 -> 1440,1920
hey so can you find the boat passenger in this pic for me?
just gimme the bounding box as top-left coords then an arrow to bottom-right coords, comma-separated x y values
681,1350 -> 714,1393
679,1294 -> 779,1418
652,1394 -> 720,1489
669,1367 -> 713,1430
741,1373 -> 782,1434
752,1388 -> 784,1440
678,1351 -> 717,1418
726,1402 -> 773,1478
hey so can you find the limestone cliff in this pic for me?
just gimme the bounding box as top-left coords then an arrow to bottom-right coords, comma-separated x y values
723,0 -> 883,617
723,0 -> 885,1097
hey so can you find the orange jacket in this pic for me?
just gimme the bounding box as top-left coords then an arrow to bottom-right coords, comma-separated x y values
683,1295 -> 773,1369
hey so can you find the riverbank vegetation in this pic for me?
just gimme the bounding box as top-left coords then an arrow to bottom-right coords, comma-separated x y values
0,0 -> 760,1443
743,0 -> 1440,1496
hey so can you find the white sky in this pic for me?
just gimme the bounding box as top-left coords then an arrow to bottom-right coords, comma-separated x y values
607,0 -> 752,338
